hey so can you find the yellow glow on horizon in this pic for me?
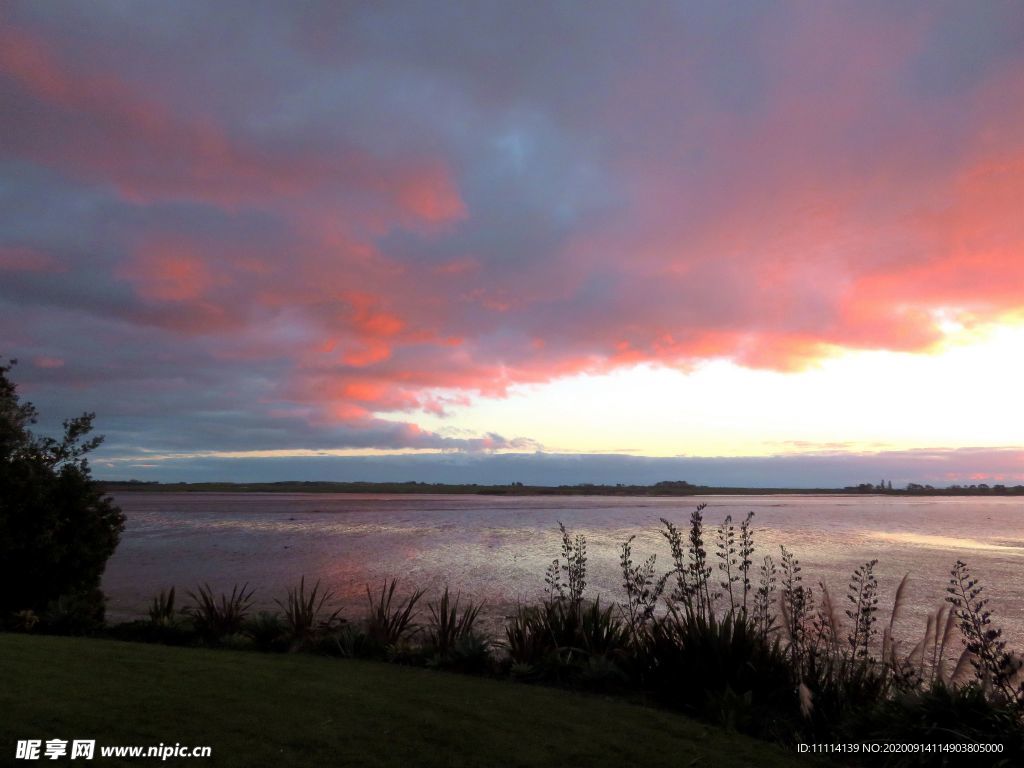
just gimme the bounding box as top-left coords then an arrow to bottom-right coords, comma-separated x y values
409,321 -> 1024,456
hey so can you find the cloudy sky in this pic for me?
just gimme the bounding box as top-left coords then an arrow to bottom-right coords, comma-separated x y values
3,1 -> 1023,486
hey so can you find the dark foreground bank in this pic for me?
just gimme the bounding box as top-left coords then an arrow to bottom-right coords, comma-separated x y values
0,634 -> 811,768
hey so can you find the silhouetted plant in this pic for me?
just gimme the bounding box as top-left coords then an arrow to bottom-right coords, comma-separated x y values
557,522 -> 587,605
40,588 -> 106,635
619,534 -> 662,641
779,545 -> 812,664
426,586 -> 483,660
878,573 -> 919,691
738,511 -> 755,616
660,505 -> 715,619
646,606 -> 794,736
503,603 -> 548,670
929,606 -> 959,686
275,577 -> 341,649
688,503 -> 714,619
716,514 -> 740,614
537,597 -> 586,667
184,583 -> 254,641
810,581 -> 843,659
429,631 -> 493,674
0,361 -> 125,620
245,611 -> 287,652
800,647 -> 892,741
333,624 -> 375,659
502,594 -> 628,685
845,683 -> 1024,767
659,516 -> 693,610
148,587 -> 177,627
578,597 -> 629,659
904,603 -> 960,689
364,579 -> 424,649
846,559 -> 880,659
543,559 -> 564,601
753,554 -> 778,637
946,560 -> 1023,706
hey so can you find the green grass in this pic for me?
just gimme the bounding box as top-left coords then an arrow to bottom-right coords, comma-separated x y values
0,633 -> 815,767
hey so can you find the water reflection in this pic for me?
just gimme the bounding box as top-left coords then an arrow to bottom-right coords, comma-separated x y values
868,531 -> 1024,554
103,492 -> 1024,646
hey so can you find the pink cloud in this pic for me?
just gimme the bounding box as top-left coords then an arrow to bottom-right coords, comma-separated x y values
117,241 -> 216,303
0,23 -> 466,224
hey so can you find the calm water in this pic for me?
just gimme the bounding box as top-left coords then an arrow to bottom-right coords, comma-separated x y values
103,493 -> 1024,647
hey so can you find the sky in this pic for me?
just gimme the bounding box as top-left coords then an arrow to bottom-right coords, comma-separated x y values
2,1 -> 1023,487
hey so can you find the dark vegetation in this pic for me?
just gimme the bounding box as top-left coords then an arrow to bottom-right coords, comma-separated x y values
0,360 -> 124,628
102,478 -> 1024,495
0,634 -> 810,768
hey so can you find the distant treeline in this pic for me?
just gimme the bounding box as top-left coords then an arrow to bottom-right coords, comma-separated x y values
100,479 -> 1024,496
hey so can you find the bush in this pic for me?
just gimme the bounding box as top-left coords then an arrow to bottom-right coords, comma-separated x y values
184,583 -> 254,643
846,684 -> 1024,766
148,587 -> 178,626
39,588 -> 106,635
363,579 -> 424,652
646,608 -> 795,736
0,360 -> 125,621
275,577 -> 342,650
425,586 -> 484,662
245,611 -> 289,653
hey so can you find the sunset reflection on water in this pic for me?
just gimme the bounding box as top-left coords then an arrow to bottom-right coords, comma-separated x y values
104,493 -> 1024,646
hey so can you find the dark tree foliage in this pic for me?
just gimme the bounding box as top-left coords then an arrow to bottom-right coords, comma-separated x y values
0,360 -> 125,621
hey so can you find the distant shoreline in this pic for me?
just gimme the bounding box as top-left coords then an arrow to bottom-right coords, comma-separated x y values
100,480 -> 1024,497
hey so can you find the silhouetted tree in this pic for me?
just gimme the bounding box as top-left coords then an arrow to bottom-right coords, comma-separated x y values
0,360 -> 125,624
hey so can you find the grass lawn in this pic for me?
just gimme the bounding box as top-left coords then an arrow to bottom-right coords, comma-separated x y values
0,633 -> 815,767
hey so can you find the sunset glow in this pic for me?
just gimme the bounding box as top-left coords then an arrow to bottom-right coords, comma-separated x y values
3,2 -> 1024,485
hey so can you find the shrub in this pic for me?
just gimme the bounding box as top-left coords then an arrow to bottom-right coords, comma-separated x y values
503,604 -> 549,671
245,611 -> 288,653
846,559 -> 880,659
103,587 -> 193,645
646,607 -> 795,736
363,579 -> 424,651
0,360 -> 125,621
438,631 -> 494,675
619,534 -> 663,641
425,586 -> 483,661
148,587 -> 177,626
578,598 -> 629,659
39,588 -> 106,635
753,553 -> 778,637
946,560 -> 1024,707
184,583 -> 254,643
658,504 -> 715,620
845,684 -> 1024,766
550,522 -> 587,605
275,577 -> 342,650
333,624 -> 376,659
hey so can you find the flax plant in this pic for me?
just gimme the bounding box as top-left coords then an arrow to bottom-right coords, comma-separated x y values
426,586 -> 483,659
185,583 -> 254,641
276,576 -> 341,648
